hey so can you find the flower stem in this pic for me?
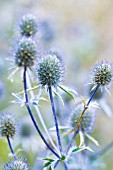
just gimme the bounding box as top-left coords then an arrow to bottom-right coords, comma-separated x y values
65,85 -> 99,155
87,85 -> 100,106
23,66 -> 60,159
48,86 -> 63,155
54,161 -> 69,170
63,162 -> 69,170
7,136 -> 15,157
54,160 -> 59,169
26,70 -> 59,154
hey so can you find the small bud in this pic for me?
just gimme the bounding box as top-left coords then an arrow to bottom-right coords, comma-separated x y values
92,61 -> 113,87
70,105 -> 95,134
15,37 -> 37,67
19,14 -> 38,37
3,158 -> 29,170
0,113 -> 18,138
37,53 -> 64,87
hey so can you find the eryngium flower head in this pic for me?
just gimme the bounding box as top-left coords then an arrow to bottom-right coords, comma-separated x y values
70,105 -> 95,134
0,113 -> 18,138
15,38 -> 37,67
37,53 -> 64,87
19,14 -> 38,37
3,158 -> 29,170
92,61 -> 113,86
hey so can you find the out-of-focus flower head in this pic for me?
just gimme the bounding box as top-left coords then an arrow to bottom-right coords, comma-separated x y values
70,104 -> 96,134
19,13 -> 38,37
3,158 -> 29,170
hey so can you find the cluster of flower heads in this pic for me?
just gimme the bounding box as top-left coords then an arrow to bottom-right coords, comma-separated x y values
3,158 -> 29,170
6,12 -> 113,170
0,113 -> 30,169
13,13 -> 65,89
14,13 -> 38,68
0,113 -> 18,138
70,105 -> 96,134
92,61 -> 113,87
37,53 -> 64,87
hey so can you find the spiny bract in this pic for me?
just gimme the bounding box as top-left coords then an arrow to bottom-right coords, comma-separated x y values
0,113 -> 18,138
70,105 -> 95,134
37,53 -> 64,87
3,158 -> 29,170
92,61 -> 113,86
19,14 -> 38,37
15,38 -> 37,67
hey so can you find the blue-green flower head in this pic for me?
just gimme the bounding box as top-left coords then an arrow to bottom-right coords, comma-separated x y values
92,61 -> 113,87
19,13 -> 38,37
15,37 -> 37,67
0,113 -> 19,138
3,158 -> 29,170
70,105 -> 96,134
37,53 -> 64,87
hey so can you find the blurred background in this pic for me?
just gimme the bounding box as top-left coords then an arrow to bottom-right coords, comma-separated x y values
0,0 -> 113,169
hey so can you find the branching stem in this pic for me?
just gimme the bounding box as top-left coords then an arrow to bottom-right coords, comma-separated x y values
23,66 -> 60,159
7,136 -> 16,159
26,70 -> 59,154
65,84 -> 99,155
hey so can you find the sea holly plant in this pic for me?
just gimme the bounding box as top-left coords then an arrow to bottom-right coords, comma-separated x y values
65,61 -> 113,155
1,13 -> 113,170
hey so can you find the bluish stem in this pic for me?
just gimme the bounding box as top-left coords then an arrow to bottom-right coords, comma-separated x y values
23,66 -> 60,159
87,84 -> 100,106
65,85 -> 99,155
54,160 -> 59,169
7,136 -> 16,158
54,161 -> 69,170
48,86 -> 63,155
63,162 -> 69,170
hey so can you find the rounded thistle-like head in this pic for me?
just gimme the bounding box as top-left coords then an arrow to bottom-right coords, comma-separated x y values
3,158 -> 29,170
37,53 -> 64,87
0,113 -> 19,138
92,61 -> 113,87
15,37 -> 37,67
70,105 -> 95,134
19,14 -> 38,37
